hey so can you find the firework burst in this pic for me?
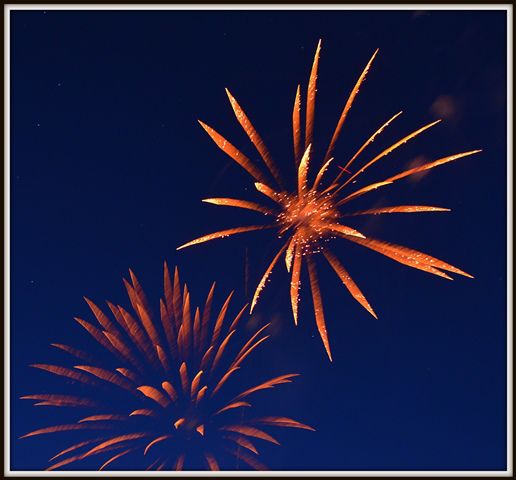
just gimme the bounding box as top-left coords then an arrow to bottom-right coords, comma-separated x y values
20,264 -> 313,471
177,40 -> 481,361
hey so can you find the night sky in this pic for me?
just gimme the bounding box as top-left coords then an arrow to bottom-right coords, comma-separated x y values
10,9 -> 507,471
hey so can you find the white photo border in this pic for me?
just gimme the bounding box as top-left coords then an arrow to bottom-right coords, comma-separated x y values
4,3 -> 513,477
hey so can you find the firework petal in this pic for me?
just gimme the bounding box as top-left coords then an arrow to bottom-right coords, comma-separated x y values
99,448 -> 136,471
254,182 -> 284,205
340,119 -> 442,190
215,401 -> 251,415
211,330 -> 236,373
252,416 -> 315,431
343,111 -> 404,172
298,144 -> 312,197
30,364 -> 99,387
201,282 -> 216,349
74,318 -> 118,357
224,434 -> 259,455
350,235 -> 473,278
226,89 -> 283,187
21,394 -> 98,409
84,433 -> 150,457
227,303 -> 249,332
212,367 -> 240,396
198,120 -> 267,183
336,181 -> 394,207
75,366 -> 135,392
50,343 -> 93,363
327,110 -> 403,190
251,242 -> 289,313
232,336 -> 270,369
312,156 -> 334,192
345,205 -> 450,216
20,423 -> 113,439
84,297 -> 117,333
234,374 -> 299,401
203,198 -> 273,215
144,435 -> 172,455
305,39 -> 322,149
289,243 -> 303,326
221,425 -> 280,445
205,452 -> 220,471
49,437 -> 107,462
324,48 -> 379,162
342,235 -> 458,280
233,323 -> 270,366
386,150 -> 482,183
292,84 -> 302,165
323,249 -> 377,319
137,386 -> 171,408
306,257 -> 332,361
177,225 -> 274,250
211,291 -> 234,345
78,415 -> 127,423
327,223 -> 366,239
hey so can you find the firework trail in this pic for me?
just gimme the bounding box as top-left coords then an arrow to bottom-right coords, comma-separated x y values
20,264 -> 313,470
178,40 -> 480,361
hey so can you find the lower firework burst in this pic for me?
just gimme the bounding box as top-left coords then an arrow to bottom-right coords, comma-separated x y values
177,40 -> 481,361
20,264 -> 314,471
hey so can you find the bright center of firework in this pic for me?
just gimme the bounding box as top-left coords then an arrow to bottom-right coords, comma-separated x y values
277,191 -> 338,250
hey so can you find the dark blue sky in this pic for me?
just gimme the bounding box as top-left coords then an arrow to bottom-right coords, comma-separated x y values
10,9 -> 507,471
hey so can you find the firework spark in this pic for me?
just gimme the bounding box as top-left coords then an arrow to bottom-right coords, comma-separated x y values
177,40 -> 480,361
20,264 -> 313,471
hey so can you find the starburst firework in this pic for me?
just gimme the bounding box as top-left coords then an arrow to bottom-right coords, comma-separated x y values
20,264 -> 313,471
177,40 -> 480,360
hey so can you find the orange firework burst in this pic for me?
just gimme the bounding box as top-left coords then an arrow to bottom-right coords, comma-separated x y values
177,40 -> 481,361
20,264 -> 313,471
